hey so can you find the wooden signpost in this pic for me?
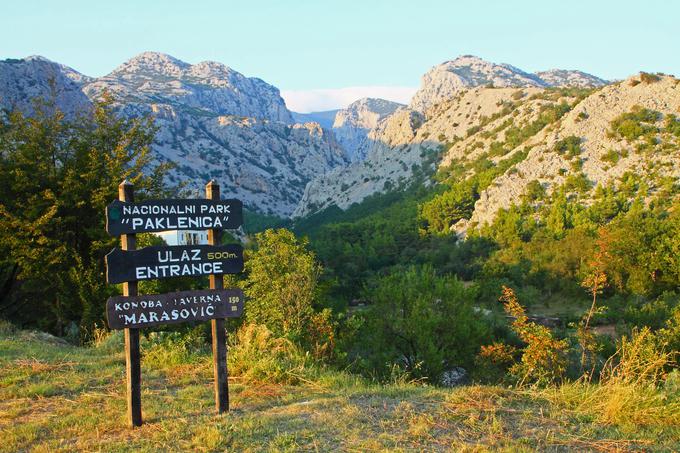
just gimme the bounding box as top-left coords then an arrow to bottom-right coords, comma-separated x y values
105,244 -> 244,283
105,180 -> 243,427
106,289 -> 244,329
106,198 -> 243,235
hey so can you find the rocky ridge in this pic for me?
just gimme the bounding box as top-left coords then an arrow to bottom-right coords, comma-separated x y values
0,52 -> 348,217
294,55 -> 615,219
295,73 -> 680,240
535,69 -> 608,88
332,97 -> 404,161
0,56 -> 92,117
84,52 -> 293,123
409,55 -> 607,113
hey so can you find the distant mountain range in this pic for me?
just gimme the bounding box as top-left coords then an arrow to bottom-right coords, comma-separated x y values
4,52 -> 639,223
409,55 -> 608,112
0,52 -> 346,216
291,110 -> 338,129
295,60 -> 678,241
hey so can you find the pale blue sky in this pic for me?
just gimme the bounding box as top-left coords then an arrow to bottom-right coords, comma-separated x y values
2,0 -> 678,111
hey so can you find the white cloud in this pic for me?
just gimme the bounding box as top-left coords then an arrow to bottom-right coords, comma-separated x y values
280,86 -> 418,113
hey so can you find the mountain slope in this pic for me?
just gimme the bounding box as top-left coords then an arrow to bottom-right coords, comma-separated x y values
295,72 -> 678,228
457,73 -> 680,234
83,51 -> 293,123
0,52 -> 349,217
0,56 -> 92,117
332,97 -> 404,162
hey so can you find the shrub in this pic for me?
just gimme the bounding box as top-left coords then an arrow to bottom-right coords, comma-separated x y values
243,229 -> 334,358
601,148 -> 625,165
554,135 -> 582,158
359,265 -> 488,382
228,324 -> 317,384
497,286 -> 569,386
640,72 -> 661,84
600,327 -> 675,386
563,172 -> 591,193
609,106 -> 660,142
664,114 -> 680,137
142,329 -> 208,369
524,180 -> 546,202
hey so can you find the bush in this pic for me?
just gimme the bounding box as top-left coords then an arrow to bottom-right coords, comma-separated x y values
523,180 -> 546,202
358,265 -> 488,382
554,135 -> 582,158
142,328 -> 209,369
639,72 -> 661,84
601,327 -> 675,386
609,106 -> 660,142
601,148 -> 627,165
242,229 -> 334,358
228,324 -> 317,384
496,286 -> 569,386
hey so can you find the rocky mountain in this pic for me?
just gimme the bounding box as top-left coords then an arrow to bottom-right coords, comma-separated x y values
409,55 -> 608,113
291,110 -> 338,129
0,52 -> 349,217
455,73 -> 680,236
409,55 -> 545,112
84,52 -> 293,123
0,56 -> 92,117
88,52 -> 350,216
332,98 -> 404,162
535,69 -> 608,88
294,70 -> 678,230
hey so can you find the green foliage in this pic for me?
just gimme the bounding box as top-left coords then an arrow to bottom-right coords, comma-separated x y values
418,184 -> 475,233
600,148 -> 628,165
664,114 -> 680,137
0,97 -> 171,339
242,229 -> 334,358
358,265 -> 488,382
228,323 -> 318,384
554,135 -> 582,158
420,149 -> 529,235
609,105 -> 660,142
496,286 -> 568,386
563,172 -> 591,193
142,328 -> 207,368
242,209 -> 285,234
523,180 -> 546,202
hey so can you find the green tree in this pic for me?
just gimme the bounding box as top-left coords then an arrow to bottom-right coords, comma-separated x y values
419,183 -> 475,234
359,265 -> 488,382
242,228 -> 333,357
0,96 -> 171,338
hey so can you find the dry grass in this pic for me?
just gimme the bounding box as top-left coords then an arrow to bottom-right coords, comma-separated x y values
0,327 -> 678,452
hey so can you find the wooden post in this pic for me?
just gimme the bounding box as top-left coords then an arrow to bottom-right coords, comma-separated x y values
206,180 -> 229,413
119,180 -> 142,427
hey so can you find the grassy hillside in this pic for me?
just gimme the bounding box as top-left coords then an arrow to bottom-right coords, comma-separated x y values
1,323 -> 678,452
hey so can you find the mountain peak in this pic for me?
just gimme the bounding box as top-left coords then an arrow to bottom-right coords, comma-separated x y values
111,51 -> 189,77
24,55 -> 54,63
332,97 -> 404,162
410,56 -> 545,111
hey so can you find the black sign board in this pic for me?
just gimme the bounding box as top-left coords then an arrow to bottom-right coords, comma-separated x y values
106,244 -> 244,284
106,199 -> 243,235
107,288 -> 244,329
